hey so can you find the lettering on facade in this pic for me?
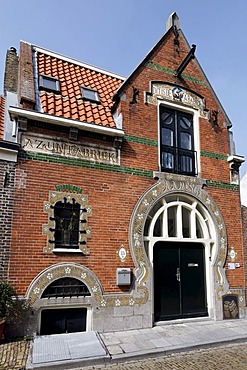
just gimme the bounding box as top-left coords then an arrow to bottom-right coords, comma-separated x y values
21,135 -> 119,165
146,83 -> 209,119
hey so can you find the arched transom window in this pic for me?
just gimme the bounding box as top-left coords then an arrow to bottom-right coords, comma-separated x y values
144,194 -> 215,260
41,278 -> 90,298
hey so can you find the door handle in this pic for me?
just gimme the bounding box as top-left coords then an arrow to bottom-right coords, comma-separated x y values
176,267 -> 180,282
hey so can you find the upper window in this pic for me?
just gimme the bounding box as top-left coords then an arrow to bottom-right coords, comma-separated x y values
160,107 -> 197,176
39,75 -> 60,93
81,86 -> 100,103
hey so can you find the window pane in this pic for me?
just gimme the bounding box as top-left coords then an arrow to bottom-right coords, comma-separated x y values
54,200 -> 80,248
168,206 -> 177,237
144,216 -> 151,236
42,278 -> 90,298
196,216 -> 203,238
84,89 -> 97,100
166,195 -> 177,203
144,200 -> 163,236
154,214 -> 163,236
161,112 -> 173,125
144,241 -> 149,258
181,155 -> 192,173
182,207 -> 190,238
180,132 -> 191,150
43,78 -> 57,90
162,128 -> 173,146
81,87 -> 100,102
162,152 -> 174,170
180,116 -> 192,129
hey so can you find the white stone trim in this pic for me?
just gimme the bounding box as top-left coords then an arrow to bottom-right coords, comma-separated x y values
32,45 -> 126,81
8,106 -> 125,138
0,147 -> 18,162
157,99 -> 201,175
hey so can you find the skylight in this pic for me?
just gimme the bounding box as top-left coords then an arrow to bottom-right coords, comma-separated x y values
39,75 -> 60,93
81,86 -> 100,103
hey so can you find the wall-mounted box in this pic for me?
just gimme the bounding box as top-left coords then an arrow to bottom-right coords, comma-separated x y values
116,268 -> 131,286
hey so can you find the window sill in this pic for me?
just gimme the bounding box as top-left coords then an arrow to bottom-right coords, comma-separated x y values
52,248 -> 83,253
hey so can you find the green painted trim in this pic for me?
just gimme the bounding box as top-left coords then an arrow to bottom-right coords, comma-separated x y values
200,151 -> 228,161
124,139 -> 228,164
22,152 -> 238,191
146,62 -> 174,76
147,62 -> 206,86
125,135 -> 158,147
55,184 -> 83,193
206,180 -> 239,191
24,151 -> 153,178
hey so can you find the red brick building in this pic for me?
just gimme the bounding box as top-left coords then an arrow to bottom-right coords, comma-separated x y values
1,13 -> 246,336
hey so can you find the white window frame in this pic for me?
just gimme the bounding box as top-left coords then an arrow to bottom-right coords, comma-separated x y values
38,304 -> 92,334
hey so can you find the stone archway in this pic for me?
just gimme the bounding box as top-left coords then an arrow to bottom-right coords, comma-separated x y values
130,172 -> 229,319
26,262 -> 103,304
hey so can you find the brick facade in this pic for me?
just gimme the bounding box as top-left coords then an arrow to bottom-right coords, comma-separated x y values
1,13 -> 246,336
242,205 -> 247,301
0,161 -> 16,281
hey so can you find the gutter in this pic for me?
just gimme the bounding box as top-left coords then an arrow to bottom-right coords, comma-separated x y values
8,106 -> 125,138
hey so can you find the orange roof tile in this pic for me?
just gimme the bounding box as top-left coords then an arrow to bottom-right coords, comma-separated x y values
36,51 -> 124,128
0,96 -> 5,139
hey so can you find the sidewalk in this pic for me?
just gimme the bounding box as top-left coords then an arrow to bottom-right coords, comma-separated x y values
11,318 -> 247,369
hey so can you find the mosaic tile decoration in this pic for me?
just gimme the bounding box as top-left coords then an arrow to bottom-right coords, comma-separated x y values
130,172 -> 229,301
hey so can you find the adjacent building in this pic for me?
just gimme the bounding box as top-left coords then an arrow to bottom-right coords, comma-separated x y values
0,13 -> 245,336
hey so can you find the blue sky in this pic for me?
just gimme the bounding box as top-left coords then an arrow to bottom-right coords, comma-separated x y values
1,0 -> 247,176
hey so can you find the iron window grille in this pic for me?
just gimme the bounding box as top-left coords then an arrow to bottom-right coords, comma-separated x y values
41,278 -> 90,298
50,197 -> 87,249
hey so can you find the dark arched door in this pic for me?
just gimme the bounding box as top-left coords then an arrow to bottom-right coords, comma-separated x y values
154,242 -> 208,321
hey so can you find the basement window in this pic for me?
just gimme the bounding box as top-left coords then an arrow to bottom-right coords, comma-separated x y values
41,278 -> 91,298
81,86 -> 100,103
39,75 -> 60,93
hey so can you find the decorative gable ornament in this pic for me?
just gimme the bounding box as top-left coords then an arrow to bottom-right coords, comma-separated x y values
145,82 -> 210,119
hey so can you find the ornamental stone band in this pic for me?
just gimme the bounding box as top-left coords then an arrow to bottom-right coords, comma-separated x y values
21,134 -> 119,165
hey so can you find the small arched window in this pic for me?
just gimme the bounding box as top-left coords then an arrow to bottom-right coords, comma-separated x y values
41,278 -> 90,298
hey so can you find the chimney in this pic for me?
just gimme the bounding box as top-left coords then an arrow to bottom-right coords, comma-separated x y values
4,47 -> 19,94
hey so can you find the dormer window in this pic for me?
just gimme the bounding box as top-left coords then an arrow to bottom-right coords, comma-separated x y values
39,75 -> 60,93
81,86 -> 100,103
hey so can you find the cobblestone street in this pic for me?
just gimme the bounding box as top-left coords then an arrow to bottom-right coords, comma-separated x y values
0,340 -> 30,369
83,342 -> 247,370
